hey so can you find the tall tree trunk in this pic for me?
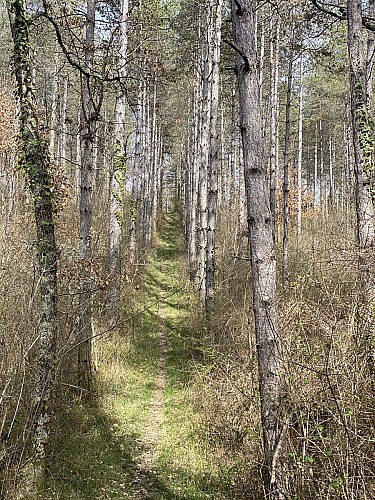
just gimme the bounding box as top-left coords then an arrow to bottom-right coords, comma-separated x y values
347,0 -> 375,376
7,0 -> 58,491
205,0 -> 223,312
78,0 -> 98,393
197,6 -> 212,301
269,13 -> 280,233
109,0 -> 129,325
59,76 -> 68,170
366,0 -> 375,109
187,83 -> 199,280
314,122 -> 318,207
49,59 -> 58,162
231,2 -> 289,497
282,50 -> 293,286
297,56 -> 303,244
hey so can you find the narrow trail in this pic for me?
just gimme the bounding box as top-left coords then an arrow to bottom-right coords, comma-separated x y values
46,213 -> 235,500
136,307 -> 167,472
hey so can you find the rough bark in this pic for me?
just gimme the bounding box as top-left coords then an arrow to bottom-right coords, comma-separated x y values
347,0 -> 375,376
269,14 -> 280,232
7,0 -> 58,491
49,60 -> 58,162
348,0 -> 375,249
231,1 -> 289,497
187,84 -> 199,280
297,56 -> 303,243
59,76 -> 68,170
282,51 -> 293,286
205,0 -> 223,312
109,0 -> 129,325
197,5 -> 212,300
78,0 -> 98,393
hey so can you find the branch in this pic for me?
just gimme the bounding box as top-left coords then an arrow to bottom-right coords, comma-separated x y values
233,0 -> 244,16
41,1 -> 135,86
310,0 -> 346,21
223,38 -> 250,72
311,0 -> 375,31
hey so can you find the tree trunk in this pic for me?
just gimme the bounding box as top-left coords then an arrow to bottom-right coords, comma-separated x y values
197,5 -> 212,300
347,0 -> 375,376
269,14 -> 280,233
7,0 -> 58,491
297,56 -> 303,244
282,50 -> 293,286
59,76 -> 68,170
78,0 -> 98,393
187,84 -> 199,280
366,0 -> 375,109
49,60 -> 58,162
205,0 -> 223,312
109,0 -> 129,326
231,2 -> 289,497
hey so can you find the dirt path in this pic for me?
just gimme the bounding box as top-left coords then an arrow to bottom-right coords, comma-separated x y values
138,313 -> 167,466
131,266 -> 170,498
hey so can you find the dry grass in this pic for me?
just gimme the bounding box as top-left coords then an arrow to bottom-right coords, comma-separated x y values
195,208 -> 375,499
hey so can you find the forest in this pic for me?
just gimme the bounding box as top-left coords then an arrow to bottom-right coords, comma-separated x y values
0,0 -> 375,498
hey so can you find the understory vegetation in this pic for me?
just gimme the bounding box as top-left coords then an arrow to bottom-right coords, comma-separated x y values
1,0 -> 375,498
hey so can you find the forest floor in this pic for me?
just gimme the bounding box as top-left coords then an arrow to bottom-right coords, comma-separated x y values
45,213 -> 235,500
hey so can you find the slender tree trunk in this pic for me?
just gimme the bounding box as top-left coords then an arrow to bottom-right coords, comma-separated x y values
231,2 -> 289,497
197,6 -> 212,300
78,0 -> 98,393
314,122 -> 318,207
188,84 -> 199,280
49,60 -> 58,162
297,56 -> 303,244
205,0 -> 222,312
282,50 -> 293,286
366,0 -> 375,109
7,0 -> 58,491
59,76 -> 68,170
269,14 -> 280,233
109,0 -> 129,325
319,119 -> 325,213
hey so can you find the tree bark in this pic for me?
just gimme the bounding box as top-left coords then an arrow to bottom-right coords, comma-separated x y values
231,2 -> 289,497
282,50 -> 293,286
269,14 -> 280,233
78,0 -> 98,393
109,0 -> 129,326
197,5 -> 212,300
347,0 -> 375,376
297,56 -> 303,244
7,0 -> 58,491
205,0 -> 223,312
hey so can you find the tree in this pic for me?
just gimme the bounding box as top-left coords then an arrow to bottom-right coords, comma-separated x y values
7,0 -> 58,491
109,0 -> 129,326
231,1 -> 289,497
347,0 -> 375,376
205,0 -> 223,313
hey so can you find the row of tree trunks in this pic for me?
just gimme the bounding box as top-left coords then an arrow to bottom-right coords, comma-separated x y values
185,0 -> 222,312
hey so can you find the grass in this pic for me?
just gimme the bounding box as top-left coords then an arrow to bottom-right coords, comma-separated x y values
44,212 -> 236,499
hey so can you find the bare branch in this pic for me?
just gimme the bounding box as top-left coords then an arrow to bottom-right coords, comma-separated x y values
311,0 -> 375,31
223,38 -> 250,72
